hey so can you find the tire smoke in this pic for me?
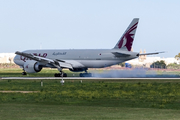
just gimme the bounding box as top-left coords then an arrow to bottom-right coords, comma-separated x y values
92,68 -> 180,78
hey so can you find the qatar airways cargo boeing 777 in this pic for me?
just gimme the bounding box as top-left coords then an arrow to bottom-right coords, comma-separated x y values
14,18 -> 163,77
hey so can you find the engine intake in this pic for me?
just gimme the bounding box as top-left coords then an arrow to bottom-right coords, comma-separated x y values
23,61 -> 42,73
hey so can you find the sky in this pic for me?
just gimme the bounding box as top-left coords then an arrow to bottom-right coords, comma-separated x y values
0,0 -> 180,58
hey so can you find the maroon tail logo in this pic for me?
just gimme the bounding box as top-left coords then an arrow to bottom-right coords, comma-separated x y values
118,22 -> 138,51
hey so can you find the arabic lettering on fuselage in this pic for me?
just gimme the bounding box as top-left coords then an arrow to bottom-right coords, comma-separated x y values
52,52 -> 66,56
20,53 -> 47,62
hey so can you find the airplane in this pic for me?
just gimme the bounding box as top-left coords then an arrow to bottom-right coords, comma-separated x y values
13,18 -> 163,77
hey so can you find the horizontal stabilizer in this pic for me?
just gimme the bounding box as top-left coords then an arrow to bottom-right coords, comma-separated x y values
139,51 -> 165,56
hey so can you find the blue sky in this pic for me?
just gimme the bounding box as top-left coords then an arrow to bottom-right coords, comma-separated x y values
0,0 -> 180,58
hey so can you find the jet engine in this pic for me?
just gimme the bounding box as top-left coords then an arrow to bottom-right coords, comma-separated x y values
23,61 -> 42,73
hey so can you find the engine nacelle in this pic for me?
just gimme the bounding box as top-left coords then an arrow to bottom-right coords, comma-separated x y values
69,68 -> 87,72
23,61 -> 42,73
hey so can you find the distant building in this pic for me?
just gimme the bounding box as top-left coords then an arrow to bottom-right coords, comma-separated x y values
0,53 -> 16,63
125,49 -> 178,68
127,57 -> 179,68
138,49 -> 147,62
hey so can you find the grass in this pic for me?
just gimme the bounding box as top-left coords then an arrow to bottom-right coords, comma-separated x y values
1,68 -> 180,119
0,68 -> 81,77
1,79 -> 180,109
1,103 -> 180,120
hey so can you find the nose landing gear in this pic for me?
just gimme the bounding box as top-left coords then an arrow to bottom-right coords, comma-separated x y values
22,72 -> 27,75
22,69 -> 27,75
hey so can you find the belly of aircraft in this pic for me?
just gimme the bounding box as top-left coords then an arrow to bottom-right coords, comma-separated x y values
78,60 -> 124,68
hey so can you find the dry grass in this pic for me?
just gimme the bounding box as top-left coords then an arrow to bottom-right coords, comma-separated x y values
0,91 -> 39,93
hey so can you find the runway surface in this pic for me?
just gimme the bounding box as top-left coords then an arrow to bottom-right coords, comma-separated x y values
1,77 -> 180,80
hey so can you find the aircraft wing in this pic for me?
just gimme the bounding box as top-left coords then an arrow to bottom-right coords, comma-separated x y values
139,52 -> 165,56
112,52 -> 131,57
15,51 -> 73,69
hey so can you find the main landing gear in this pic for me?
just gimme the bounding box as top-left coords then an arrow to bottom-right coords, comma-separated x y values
54,73 -> 67,77
54,66 -> 67,77
55,68 -> 66,85
79,73 -> 92,77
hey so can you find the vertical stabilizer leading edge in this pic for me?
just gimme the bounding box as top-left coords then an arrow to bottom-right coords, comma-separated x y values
113,18 -> 139,51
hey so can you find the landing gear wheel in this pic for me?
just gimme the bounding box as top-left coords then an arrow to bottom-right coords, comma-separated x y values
79,73 -> 92,77
54,73 -> 60,77
54,73 -> 67,77
22,72 -> 27,75
63,73 -> 67,77
80,73 -> 83,77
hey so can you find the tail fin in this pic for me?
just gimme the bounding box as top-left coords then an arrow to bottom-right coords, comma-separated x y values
113,18 -> 139,51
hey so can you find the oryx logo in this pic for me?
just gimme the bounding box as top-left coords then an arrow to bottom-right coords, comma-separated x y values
118,22 -> 138,51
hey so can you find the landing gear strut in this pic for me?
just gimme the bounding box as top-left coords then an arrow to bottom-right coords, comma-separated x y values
54,64 -> 68,77
54,67 -> 66,85
22,69 -> 27,75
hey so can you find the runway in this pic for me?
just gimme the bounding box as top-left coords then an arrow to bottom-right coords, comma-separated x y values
1,77 -> 180,80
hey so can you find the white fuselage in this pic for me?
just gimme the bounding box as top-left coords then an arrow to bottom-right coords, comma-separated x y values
14,49 -> 138,69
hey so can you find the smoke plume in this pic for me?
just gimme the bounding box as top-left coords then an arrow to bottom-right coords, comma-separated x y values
91,68 -> 180,78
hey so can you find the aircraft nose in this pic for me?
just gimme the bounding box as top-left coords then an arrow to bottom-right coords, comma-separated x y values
13,55 -> 23,66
